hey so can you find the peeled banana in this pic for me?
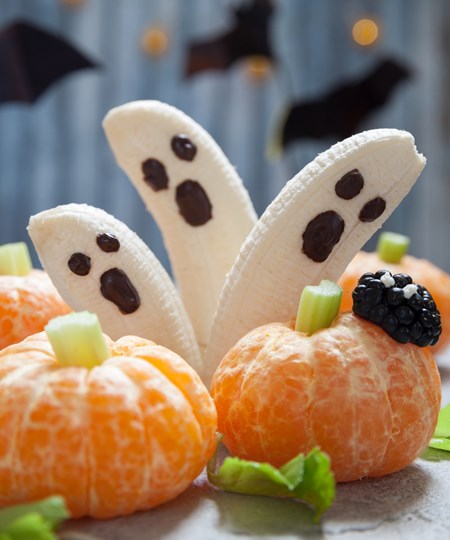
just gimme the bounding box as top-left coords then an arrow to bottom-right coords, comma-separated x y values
204,129 -> 426,384
103,100 -> 257,351
28,203 -> 203,376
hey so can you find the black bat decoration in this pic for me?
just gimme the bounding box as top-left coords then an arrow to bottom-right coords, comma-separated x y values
185,0 -> 274,77
277,58 -> 412,151
0,20 -> 98,104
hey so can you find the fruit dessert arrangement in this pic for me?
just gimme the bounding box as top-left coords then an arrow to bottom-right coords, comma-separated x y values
0,311 -> 217,520
0,100 -> 446,526
211,277 -> 441,484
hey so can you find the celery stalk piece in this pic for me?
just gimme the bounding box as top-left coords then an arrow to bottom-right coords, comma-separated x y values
45,311 -> 110,369
376,231 -> 410,264
295,280 -> 342,335
0,242 -> 32,276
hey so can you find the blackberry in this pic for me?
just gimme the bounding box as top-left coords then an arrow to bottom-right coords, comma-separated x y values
351,270 -> 442,347
410,320 -> 424,340
368,304 -> 389,324
408,293 -> 424,311
394,305 -> 415,325
385,287 -> 404,306
392,325 -> 411,344
393,273 -> 413,288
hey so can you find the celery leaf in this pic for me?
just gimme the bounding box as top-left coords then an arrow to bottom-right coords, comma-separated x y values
207,446 -> 335,521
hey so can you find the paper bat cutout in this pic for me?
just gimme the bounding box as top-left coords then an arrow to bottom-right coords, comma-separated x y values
0,20 -> 98,104
275,58 -> 412,151
185,0 -> 274,77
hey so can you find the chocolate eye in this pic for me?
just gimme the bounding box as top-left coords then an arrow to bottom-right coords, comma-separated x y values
97,233 -> 120,253
175,180 -> 213,226
141,158 -> 169,191
68,252 -> 91,276
335,169 -> 364,200
302,211 -> 345,262
171,134 -> 197,162
359,197 -> 386,222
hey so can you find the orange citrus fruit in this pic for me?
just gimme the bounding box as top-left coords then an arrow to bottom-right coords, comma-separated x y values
211,313 -> 441,482
0,270 -> 71,350
0,333 -> 217,518
339,251 -> 450,352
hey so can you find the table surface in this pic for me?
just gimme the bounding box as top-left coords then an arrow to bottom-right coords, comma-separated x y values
61,353 -> 450,540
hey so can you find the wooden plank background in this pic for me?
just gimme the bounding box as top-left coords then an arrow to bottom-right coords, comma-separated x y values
0,0 -> 448,274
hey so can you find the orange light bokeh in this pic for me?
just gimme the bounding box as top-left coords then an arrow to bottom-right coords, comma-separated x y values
141,27 -> 169,57
352,18 -> 379,46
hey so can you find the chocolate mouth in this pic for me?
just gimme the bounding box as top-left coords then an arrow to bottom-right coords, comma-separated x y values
100,268 -> 141,314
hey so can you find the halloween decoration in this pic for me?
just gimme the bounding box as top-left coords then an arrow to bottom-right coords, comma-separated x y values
0,20 -> 98,104
29,103 -> 425,391
185,0 -> 274,77
102,101 -> 257,353
210,278 -> 441,482
0,311 -> 217,518
272,58 -> 411,152
205,129 -> 424,384
28,203 -> 203,376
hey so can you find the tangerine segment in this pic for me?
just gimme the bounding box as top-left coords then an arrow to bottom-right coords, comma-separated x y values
0,332 -> 217,518
85,360 -> 148,518
356,324 -> 441,476
9,366 -> 89,516
89,355 -> 208,518
309,322 -> 393,481
0,363 -> 52,506
0,270 -> 71,350
211,324 -> 316,466
113,336 -> 217,463
0,333 -> 56,493
211,314 -> 441,482
339,251 -> 450,352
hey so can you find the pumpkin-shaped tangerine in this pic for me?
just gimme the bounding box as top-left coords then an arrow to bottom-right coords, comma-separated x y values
339,233 -> 450,352
211,312 -> 441,482
0,318 -> 217,518
0,243 -> 70,350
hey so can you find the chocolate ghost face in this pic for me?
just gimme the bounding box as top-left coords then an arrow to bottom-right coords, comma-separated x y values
67,232 -> 141,315
204,129 -> 425,383
103,101 -> 258,351
27,203 -> 203,376
301,169 -> 386,263
28,120 -> 425,386
140,134 -> 213,226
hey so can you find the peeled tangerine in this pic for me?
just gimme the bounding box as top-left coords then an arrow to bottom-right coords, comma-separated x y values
0,242 -> 71,349
210,313 -> 441,482
0,271 -> 71,350
0,331 -> 217,518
